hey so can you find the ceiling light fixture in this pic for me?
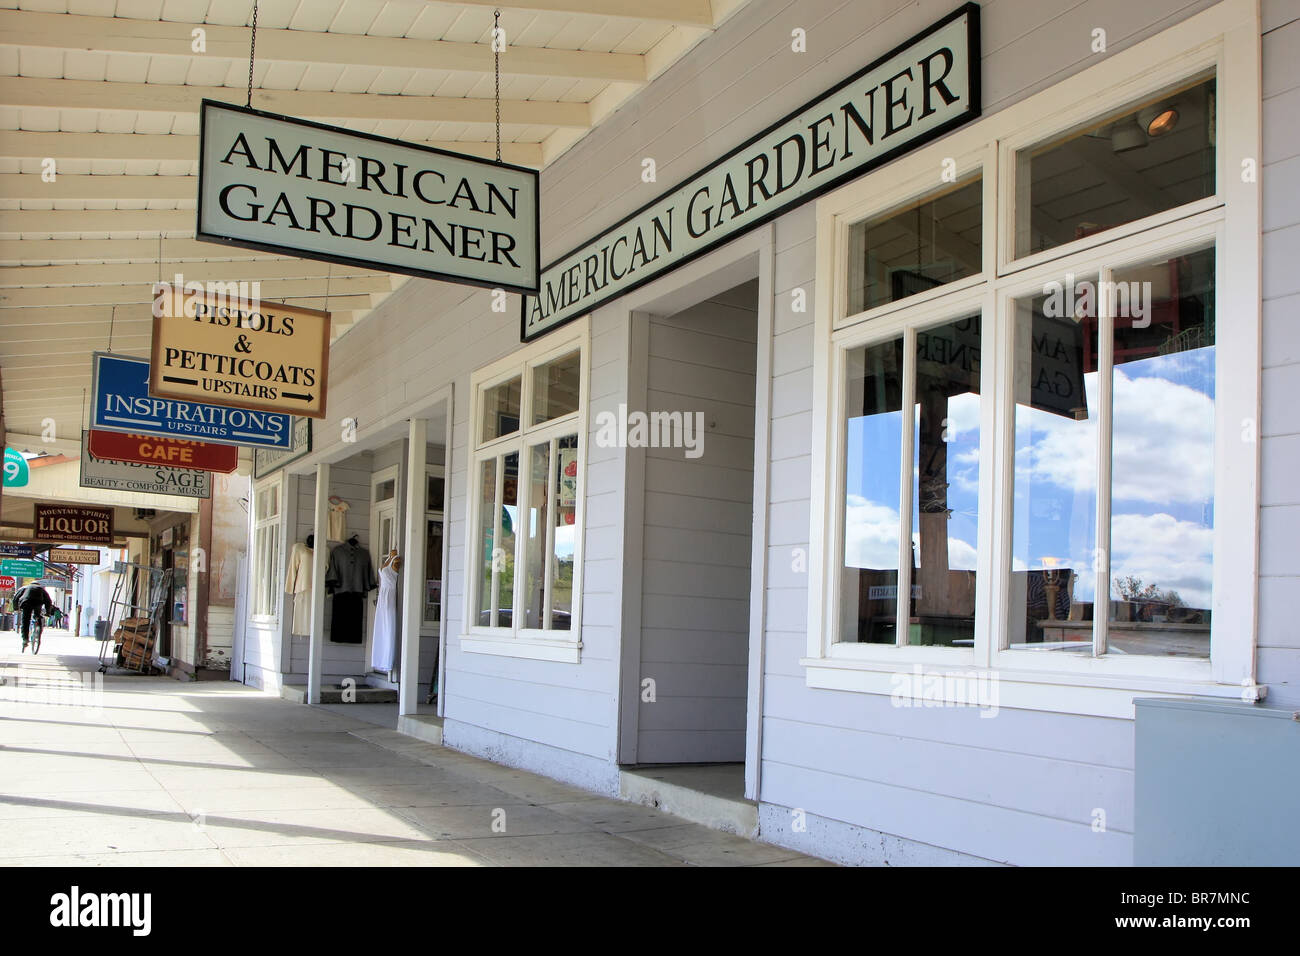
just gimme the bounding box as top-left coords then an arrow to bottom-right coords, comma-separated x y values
1138,103 -> 1180,136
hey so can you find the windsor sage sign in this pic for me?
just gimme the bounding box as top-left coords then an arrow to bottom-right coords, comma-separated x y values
523,4 -> 980,340
197,101 -> 540,293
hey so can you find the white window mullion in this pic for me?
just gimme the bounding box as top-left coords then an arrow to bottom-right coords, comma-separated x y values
896,327 -> 918,647
490,454 -> 504,628
543,436 -> 558,629
1094,266 -> 1116,658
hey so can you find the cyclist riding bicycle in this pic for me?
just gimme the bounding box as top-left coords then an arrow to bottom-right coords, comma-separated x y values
14,583 -> 53,652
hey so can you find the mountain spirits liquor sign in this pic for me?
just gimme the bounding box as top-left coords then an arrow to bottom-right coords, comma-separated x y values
522,4 -> 980,340
197,101 -> 540,293
33,504 -> 114,546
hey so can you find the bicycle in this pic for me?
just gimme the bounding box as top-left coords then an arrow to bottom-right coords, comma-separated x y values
27,611 -> 43,655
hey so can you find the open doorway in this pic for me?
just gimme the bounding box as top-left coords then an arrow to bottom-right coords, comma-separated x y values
630,278 -> 760,780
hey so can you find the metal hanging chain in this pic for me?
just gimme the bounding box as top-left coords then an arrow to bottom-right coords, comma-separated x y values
325,263 -> 332,314
107,304 -> 117,352
494,9 -> 502,163
246,1 -> 260,109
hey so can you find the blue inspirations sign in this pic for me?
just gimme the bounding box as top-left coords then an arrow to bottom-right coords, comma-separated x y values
90,352 -> 292,450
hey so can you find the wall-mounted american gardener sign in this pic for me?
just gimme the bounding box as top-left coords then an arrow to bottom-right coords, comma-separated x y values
150,294 -> 330,419
33,504 -> 114,546
197,100 -> 540,293
522,3 -> 980,341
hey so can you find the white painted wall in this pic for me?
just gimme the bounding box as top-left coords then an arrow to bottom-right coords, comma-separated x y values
636,285 -> 758,763
1257,0 -> 1300,709
275,0 -> 1292,861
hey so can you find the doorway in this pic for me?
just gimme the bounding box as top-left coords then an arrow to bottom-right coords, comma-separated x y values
632,278 -> 760,767
368,465 -> 400,677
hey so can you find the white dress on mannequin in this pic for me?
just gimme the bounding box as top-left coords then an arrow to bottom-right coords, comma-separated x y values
370,560 -> 398,672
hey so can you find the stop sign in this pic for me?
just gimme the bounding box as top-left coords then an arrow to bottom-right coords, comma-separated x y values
0,575 -> 16,590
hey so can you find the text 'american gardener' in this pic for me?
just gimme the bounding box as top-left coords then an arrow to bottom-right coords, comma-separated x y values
217,135 -> 522,268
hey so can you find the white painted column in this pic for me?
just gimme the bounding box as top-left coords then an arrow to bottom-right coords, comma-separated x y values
399,417 -> 427,715
307,461 -> 330,705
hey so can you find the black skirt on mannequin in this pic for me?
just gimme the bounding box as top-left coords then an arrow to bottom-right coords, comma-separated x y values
331,593 -> 364,643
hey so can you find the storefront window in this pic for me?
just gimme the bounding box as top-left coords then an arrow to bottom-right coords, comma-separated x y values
1009,281 -> 1100,653
1013,73 -> 1216,259
1106,247 -> 1215,657
847,175 -> 982,316
252,480 -> 281,619
840,315 -> 983,648
531,350 -> 581,425
469,334 -> 586,647
481,376 -> 521,442
813,25 -> 1256,702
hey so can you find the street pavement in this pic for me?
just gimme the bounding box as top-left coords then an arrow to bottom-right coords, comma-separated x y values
0,628 -> 828,867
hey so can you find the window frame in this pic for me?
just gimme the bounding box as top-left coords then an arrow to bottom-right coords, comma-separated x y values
461,317 -> 590,663
422,463 -> 445,631
251,474 -> 284,623
805,0 -> 1261,717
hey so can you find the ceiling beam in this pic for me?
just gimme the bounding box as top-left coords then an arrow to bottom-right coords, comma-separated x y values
0,209 -> 194,233
0,131 -> 544,166
0,257 -> 386,287
0,238 -> 292,262
0,9 -> 648,83
0,273 -> 394,308
427,0 -> 715,27
0,303 -> 371,326
0,174 -> 196,201
0,77 -> 592,128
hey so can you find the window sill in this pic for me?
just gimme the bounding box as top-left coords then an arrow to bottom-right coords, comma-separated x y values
800,656 -> 1265,719
461,633 -> 582,663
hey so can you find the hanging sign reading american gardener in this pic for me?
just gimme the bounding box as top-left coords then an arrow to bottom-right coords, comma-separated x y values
522,4 -> 980,341
196,101 -> 540,293
149,291 -> 330,419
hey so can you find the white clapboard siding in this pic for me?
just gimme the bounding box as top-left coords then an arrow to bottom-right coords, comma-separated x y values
290,0 -> 1294,864
1257,0 -> 1300,706
636,292 -> 758,763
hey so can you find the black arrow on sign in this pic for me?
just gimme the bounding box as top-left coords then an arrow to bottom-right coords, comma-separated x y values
163,375 -> 199,385
282,392 -> 314,402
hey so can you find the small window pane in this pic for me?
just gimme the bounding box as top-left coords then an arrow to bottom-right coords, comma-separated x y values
847,175 -> 982,315
1014,74 -> 1215,258
374,478 -> 395,502
552,435 -> 578,631
1009,279 -> 1100,653
532,351 -> 581,424
481,376 -> 521,443
427,474 -> 444,510
424,518 -> 443,625
1107,246 -> 1214,657
476,458 -> 496,626
498,453 -> 518,624
523,441 -> 550,630
841,338 -> 905,644
908,316 -> 982,647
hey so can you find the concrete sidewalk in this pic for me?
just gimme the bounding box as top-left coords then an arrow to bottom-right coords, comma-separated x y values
0,630 -> 830,867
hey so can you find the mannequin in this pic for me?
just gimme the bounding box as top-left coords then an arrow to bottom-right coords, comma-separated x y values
285,534 -> 315,636
324,534 -> 376,644
371,549 -> 400,673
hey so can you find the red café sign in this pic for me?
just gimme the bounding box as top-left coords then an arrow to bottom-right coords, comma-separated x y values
87,429 -> 237,473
